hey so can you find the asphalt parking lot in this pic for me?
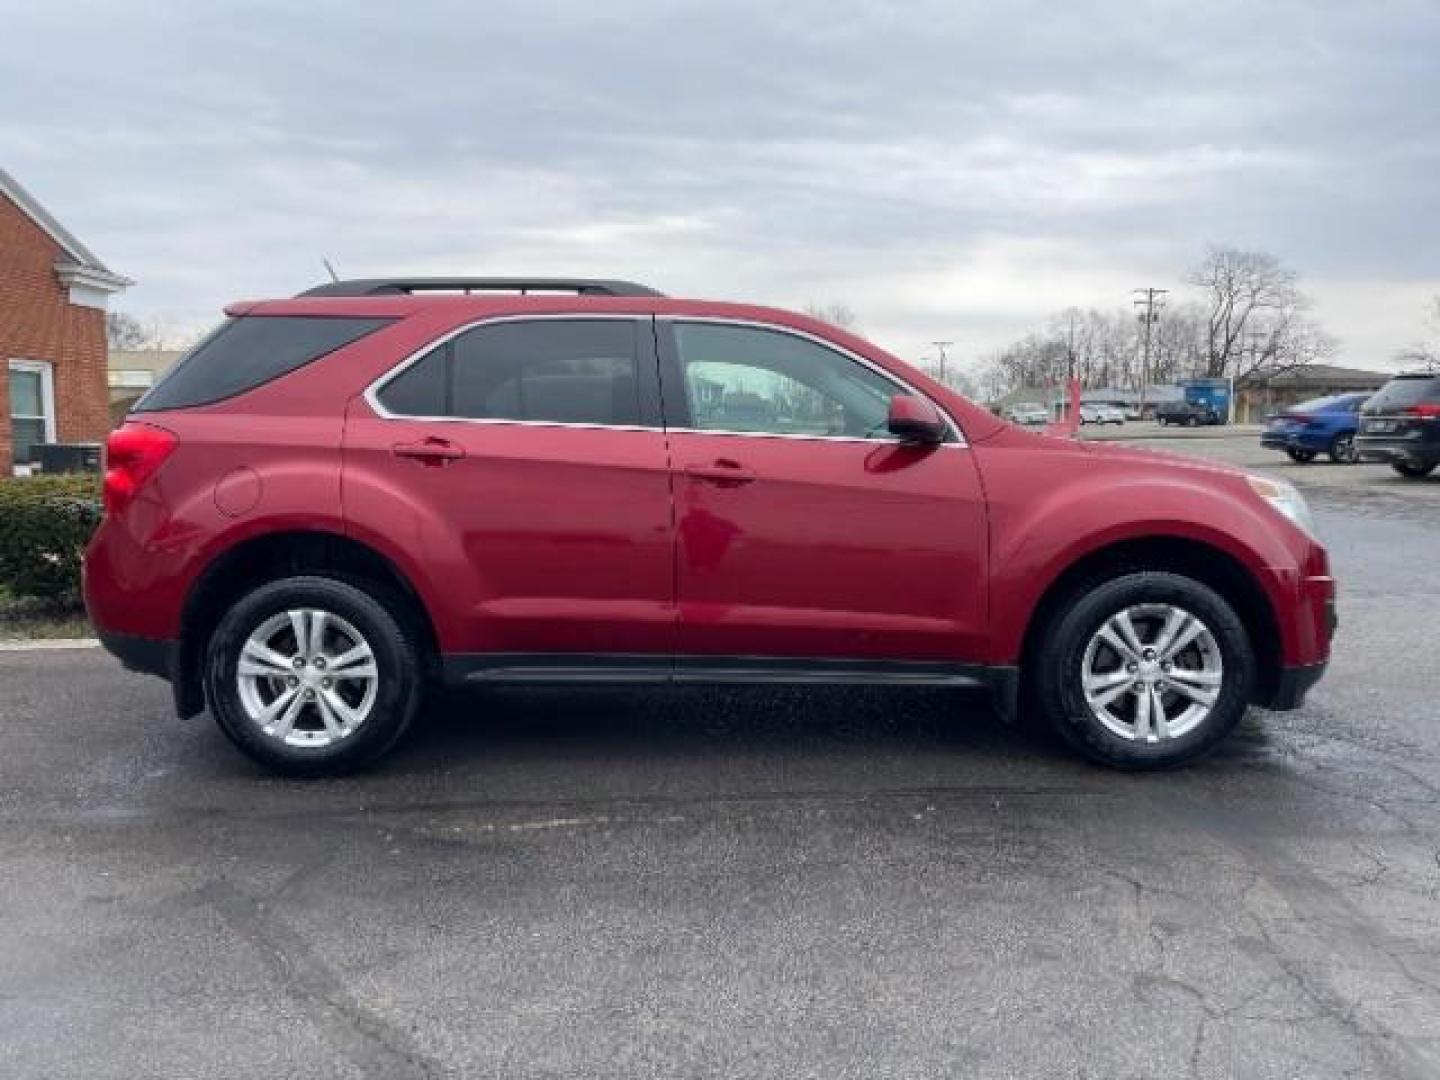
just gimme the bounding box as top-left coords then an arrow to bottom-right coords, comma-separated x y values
3,430 -> 1439,1079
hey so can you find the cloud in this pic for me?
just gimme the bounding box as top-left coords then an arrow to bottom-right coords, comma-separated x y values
1,0 -> 1436,366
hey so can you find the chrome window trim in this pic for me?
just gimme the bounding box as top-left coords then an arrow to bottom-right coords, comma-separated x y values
362,312 -> 967,447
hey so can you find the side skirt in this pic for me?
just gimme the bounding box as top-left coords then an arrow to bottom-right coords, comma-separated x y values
441,653 -> 1021,719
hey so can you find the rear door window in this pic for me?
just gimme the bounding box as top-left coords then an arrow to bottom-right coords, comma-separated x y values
136,316 -> 393,411
376,319 -> 643,427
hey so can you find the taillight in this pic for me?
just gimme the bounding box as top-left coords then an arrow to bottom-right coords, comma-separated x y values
1403,403 -> 1440,419
103,422 -> 177,515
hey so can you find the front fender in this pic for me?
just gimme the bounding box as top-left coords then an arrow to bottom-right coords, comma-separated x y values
975,442 -> 1308,665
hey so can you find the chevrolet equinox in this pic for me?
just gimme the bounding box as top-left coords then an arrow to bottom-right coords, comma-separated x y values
84,278 -> 1336,775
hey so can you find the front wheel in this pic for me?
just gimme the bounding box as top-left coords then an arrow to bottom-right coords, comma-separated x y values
1392,461 -> 1438,479
1032,572 -> 1255,769
1185,415 -> 1199,427
205,575 -> 423,776
1328,432 -> 1360,464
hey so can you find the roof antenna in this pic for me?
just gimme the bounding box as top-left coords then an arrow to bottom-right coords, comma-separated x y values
322,257 -> 340,283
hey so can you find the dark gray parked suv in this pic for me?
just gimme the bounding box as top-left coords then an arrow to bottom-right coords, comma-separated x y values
1357,371 -> 1440,478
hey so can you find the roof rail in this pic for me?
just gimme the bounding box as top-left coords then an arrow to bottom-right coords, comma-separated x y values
297,277 -> 665,299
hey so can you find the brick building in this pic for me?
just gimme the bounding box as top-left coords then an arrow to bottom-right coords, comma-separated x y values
1,167 -> 130,470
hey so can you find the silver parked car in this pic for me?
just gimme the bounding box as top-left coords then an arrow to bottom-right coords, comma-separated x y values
1081,404 -> 1126,425
1006,404 -> 1051,425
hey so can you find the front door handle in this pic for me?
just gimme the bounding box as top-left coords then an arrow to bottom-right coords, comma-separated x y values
683,459 -> 756,485
392,437 -> 465,465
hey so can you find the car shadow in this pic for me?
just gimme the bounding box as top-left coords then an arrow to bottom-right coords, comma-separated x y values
188,683 -> 1273,793
387,684 -> 1071,775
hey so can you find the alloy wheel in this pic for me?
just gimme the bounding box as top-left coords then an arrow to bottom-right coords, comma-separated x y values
1080,603 -> 1224,743
235,608 -> 379,747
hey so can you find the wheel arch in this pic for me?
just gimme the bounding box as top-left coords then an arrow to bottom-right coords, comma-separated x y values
173,529 -> 440,718
1017,535 -> 1284,708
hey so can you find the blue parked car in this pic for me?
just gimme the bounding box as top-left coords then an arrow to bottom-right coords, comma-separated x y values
1260,392 -> 1371,464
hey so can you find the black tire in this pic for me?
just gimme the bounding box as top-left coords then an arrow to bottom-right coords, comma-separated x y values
1287,448 -> 1317,464
1328,432 -> 1359,465
1391,461 -> 1438,479
205,575 -> 423,776
1185,415 -> 1199,428
1032,571 -> 1255,769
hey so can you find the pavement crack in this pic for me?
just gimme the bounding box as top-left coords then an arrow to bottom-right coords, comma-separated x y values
198,879 -> 443,1080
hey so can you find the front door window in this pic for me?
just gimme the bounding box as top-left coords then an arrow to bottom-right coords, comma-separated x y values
673,322 -> 902,439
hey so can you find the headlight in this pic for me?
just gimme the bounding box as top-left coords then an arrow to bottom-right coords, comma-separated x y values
1247,475 -> 1317,537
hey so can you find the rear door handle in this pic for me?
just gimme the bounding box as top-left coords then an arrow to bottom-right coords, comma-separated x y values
683,459 -> 756,485
392,438 -> 465,465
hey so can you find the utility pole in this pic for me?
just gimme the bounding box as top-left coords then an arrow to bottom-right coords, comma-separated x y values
930,341 -> 954,387
1247,329 -> 1267,373
1247,329 -> 1268,424
1133,288 -> 1168,417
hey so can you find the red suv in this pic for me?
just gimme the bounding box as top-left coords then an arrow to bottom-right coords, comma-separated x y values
85,278 -> 1335,775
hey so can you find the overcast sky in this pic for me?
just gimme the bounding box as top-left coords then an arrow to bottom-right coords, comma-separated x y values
3,0 -> 1437,368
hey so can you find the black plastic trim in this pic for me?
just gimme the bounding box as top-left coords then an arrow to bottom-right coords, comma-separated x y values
636,317 -> 664,429
298,278 -> 665,299
442,652 -> 1008,693
96,629 -> 174,679
1257,661 -> 1328,711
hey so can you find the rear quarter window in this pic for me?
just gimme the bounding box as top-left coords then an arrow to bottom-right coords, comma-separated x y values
134,315 -> 393,411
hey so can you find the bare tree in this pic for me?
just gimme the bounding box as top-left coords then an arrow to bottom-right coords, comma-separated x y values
975,245 -> 1336,402
106,311 -> 150,351
1396,295 -> 1440,367
1184,246 -> 1322,379
802,302 -> 858,332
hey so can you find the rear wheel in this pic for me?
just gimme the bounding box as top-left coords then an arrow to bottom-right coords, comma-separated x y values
1033,572 -> 1255,769
1328,433 -> 1360,464
1392,461 -> 1437,479
1185,415 -> 1199,427
1287,448 -> 1317,464
205,575 -> 422,776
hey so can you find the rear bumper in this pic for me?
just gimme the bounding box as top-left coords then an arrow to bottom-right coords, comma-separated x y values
1356,435 -> 1440,466
95,629 -> 204,718
1261,431 -> 1325,452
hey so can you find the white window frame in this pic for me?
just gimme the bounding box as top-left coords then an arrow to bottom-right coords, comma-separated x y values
8,358 -> 58,453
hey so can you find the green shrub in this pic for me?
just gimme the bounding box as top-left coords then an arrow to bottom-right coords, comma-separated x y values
0,474 -> 103,602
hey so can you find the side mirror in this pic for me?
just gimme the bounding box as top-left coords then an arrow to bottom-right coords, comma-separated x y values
886,395 -> 946,444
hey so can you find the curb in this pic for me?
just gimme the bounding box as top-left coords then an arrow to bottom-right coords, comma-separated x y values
0,638 -> 101,652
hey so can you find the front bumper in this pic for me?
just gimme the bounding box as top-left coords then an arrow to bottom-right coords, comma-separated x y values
1256,564 -> 1336,711
1260,661 -> 1329,711
97,628 -> 175,680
